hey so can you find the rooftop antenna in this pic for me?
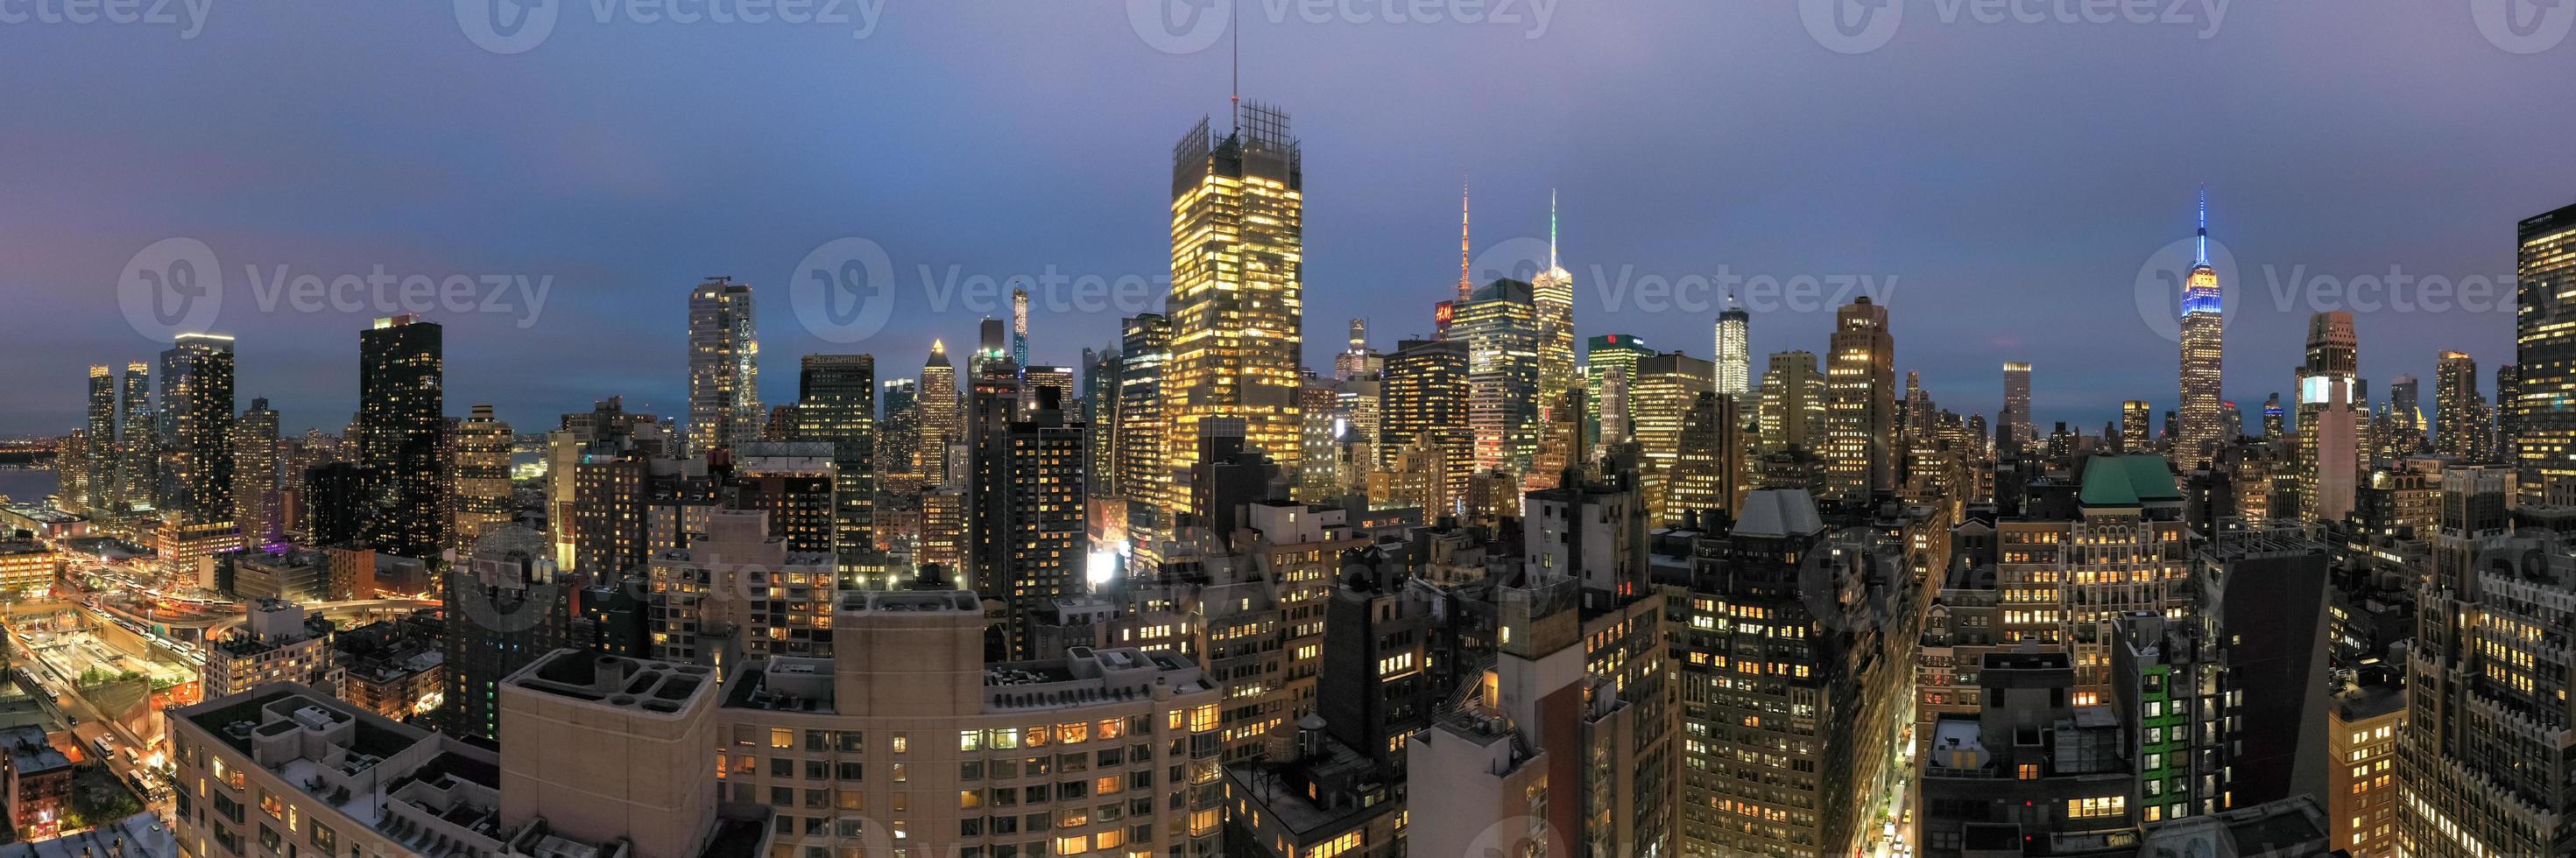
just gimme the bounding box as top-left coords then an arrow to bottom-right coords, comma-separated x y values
2195,184 -> 2209,266
1230,0 -> 1239,134
1549,187 -> 1559,271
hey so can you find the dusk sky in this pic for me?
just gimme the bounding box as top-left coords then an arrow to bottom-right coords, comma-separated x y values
6,1 -> 2573,438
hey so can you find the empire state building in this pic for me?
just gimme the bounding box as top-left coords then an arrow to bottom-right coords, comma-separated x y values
2176,189 -> 2225,466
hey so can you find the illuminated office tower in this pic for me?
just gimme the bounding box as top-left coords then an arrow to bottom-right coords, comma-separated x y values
358,315 -> 445,559
119,362 -> 152,511
1825,297 -> 1895,501
85,365 -> 115,510
161,333 -> 237,526
450,404 -> 512,552
1011,285 -> 1030,368
1669,391 -> 1744,521
1381,339 -> 1471,508
1116,314 -> 1170,570
1715,292 -> 1750,397
685,277 -> 759,455
1533,193 -> 1580,488
1585,334 -> 1653,447
1454,278 -> 1540,480
2435,351 -> 2484,459
233,397 -> 281,549
2001,361 -> 2034,454
2122,399 -> 2152,454
917,341 -> 960,488
1631,350 -> 1715,475
2264,392 -> 2287,440
1335,318 -> 1383,381
1760,350 -> 1827,452
2297,312 -> 2362,521
795,355 -> 876,578
2515,200 -> 2576,504
2177,189 -> 2227,466
1162,104 -> 1304,518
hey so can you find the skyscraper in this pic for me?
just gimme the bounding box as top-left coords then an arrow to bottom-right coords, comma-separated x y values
451,404 -> 513,552
2514,200 -> 2576,504
1453,278 -> 1539,480
119,362 -> 152,511
233,397 -> 281,549
795,354 -> 877,580
918,341 -> 961,489
971,383 -> 1086,659
975,316 -> 1009,378
1586,334 -> 1654,449
1532,192 -> 1580,489
84,365 -> 115,511
685,277 -> 759,455
160,333 -> 236,526
2496,362 -> 2521,465
1631,351 -> 1716,480
1825,297 -> 1895,501
2435,351 -> 2484,459
2121,399 -> 2151,453
2297,312 -> 2361,521
2000,361 -> 2032,454
2399,468 -> 2571,858
2382,371 -> 2426,463
2177,188 -> 2227,466
1116,315 -> 1170,570
1334,318 -> 1382,381
1162,104 -> 1303,521
1010,285 -> 1030,369
1759,350 -> 1828,452
359,314 -> 446,559
1715,292 -> 1750,397
1380,338 -> 1471,509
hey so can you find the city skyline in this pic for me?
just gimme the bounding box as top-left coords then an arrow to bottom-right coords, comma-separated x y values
9,8 -> 2576,858
5,4 -> 2566,436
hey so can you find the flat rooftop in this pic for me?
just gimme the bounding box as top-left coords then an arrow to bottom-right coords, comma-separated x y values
507,650 -> 715,716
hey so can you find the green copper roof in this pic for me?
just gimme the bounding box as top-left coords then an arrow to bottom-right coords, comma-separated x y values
2078,454 -> 2183,507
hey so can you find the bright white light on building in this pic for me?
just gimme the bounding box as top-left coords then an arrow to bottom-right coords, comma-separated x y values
1086,550 -> 1119,587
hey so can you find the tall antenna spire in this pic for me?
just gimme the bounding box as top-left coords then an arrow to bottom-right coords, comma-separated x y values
1458,178 -> 1473,301
1230,0 -> 1240,126
1548,187 -> 1559,271
2195,184 -> 2209,265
